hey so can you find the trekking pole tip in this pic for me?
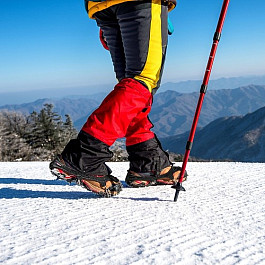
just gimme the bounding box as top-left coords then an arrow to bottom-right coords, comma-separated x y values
172,182 -> 186,202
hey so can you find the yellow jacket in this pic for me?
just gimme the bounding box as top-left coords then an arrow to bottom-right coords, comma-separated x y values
85,0 -> 176,19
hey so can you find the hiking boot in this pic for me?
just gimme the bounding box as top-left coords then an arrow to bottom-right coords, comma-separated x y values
125,171 -> 157,188
49,155 -> 77,183
125,166 -> 187,188
49,155 -> 122,197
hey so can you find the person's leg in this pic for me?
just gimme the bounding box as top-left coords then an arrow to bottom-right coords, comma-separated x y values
56,7 -> 125,177
49,7 -> 127,197
51,2 -> 155,191
125,97 -> 171,174
50,2 -> 156,195
94,0 -> 180,184
89,0 -> 171,175
113,0 -> 187,186
124,102 -> 183,187
110,0 -> 180,184
79,1 -> 161,159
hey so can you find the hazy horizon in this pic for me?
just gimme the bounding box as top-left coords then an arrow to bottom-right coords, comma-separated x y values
1,73 -> 265,94
1,74 -> 265,106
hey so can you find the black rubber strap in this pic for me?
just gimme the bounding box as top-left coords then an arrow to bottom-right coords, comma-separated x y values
127,166 -> 182,182
126,172 -> 156,182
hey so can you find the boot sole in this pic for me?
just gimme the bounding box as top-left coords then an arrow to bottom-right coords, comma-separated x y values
50,158 -> 122,197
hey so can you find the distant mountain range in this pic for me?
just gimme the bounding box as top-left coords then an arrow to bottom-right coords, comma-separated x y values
1,75 -> 265,106
150,85 -> 265,137
158,75 -> 265,93
160,106 -> 265,162
1,85 -> 265,139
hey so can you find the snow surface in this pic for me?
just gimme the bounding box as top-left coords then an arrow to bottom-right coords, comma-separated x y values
0,161 -> 265,265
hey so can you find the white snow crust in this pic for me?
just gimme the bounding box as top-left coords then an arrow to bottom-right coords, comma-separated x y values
0,161 -> 265,265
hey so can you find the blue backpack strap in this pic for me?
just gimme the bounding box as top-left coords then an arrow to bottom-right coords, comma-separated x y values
168,17 -> 174,35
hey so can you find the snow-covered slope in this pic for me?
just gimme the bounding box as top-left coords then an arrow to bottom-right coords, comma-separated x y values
1,162 -> 264,265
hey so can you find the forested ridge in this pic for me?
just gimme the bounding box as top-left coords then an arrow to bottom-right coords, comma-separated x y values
0,104 -> 77,161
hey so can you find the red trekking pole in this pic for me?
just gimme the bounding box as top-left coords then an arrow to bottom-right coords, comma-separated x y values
172,0 -> 230,202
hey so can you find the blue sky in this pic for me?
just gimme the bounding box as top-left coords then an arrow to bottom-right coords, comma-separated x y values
1,0 -> 265,93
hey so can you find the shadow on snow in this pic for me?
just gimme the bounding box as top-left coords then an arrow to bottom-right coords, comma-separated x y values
0,179 -> 170,201
0,178 -> 70,186
0,187 -> 98,200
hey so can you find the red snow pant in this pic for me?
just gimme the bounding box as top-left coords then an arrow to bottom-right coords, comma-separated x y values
82,78 -> 154,147
61,1 -> 171,175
